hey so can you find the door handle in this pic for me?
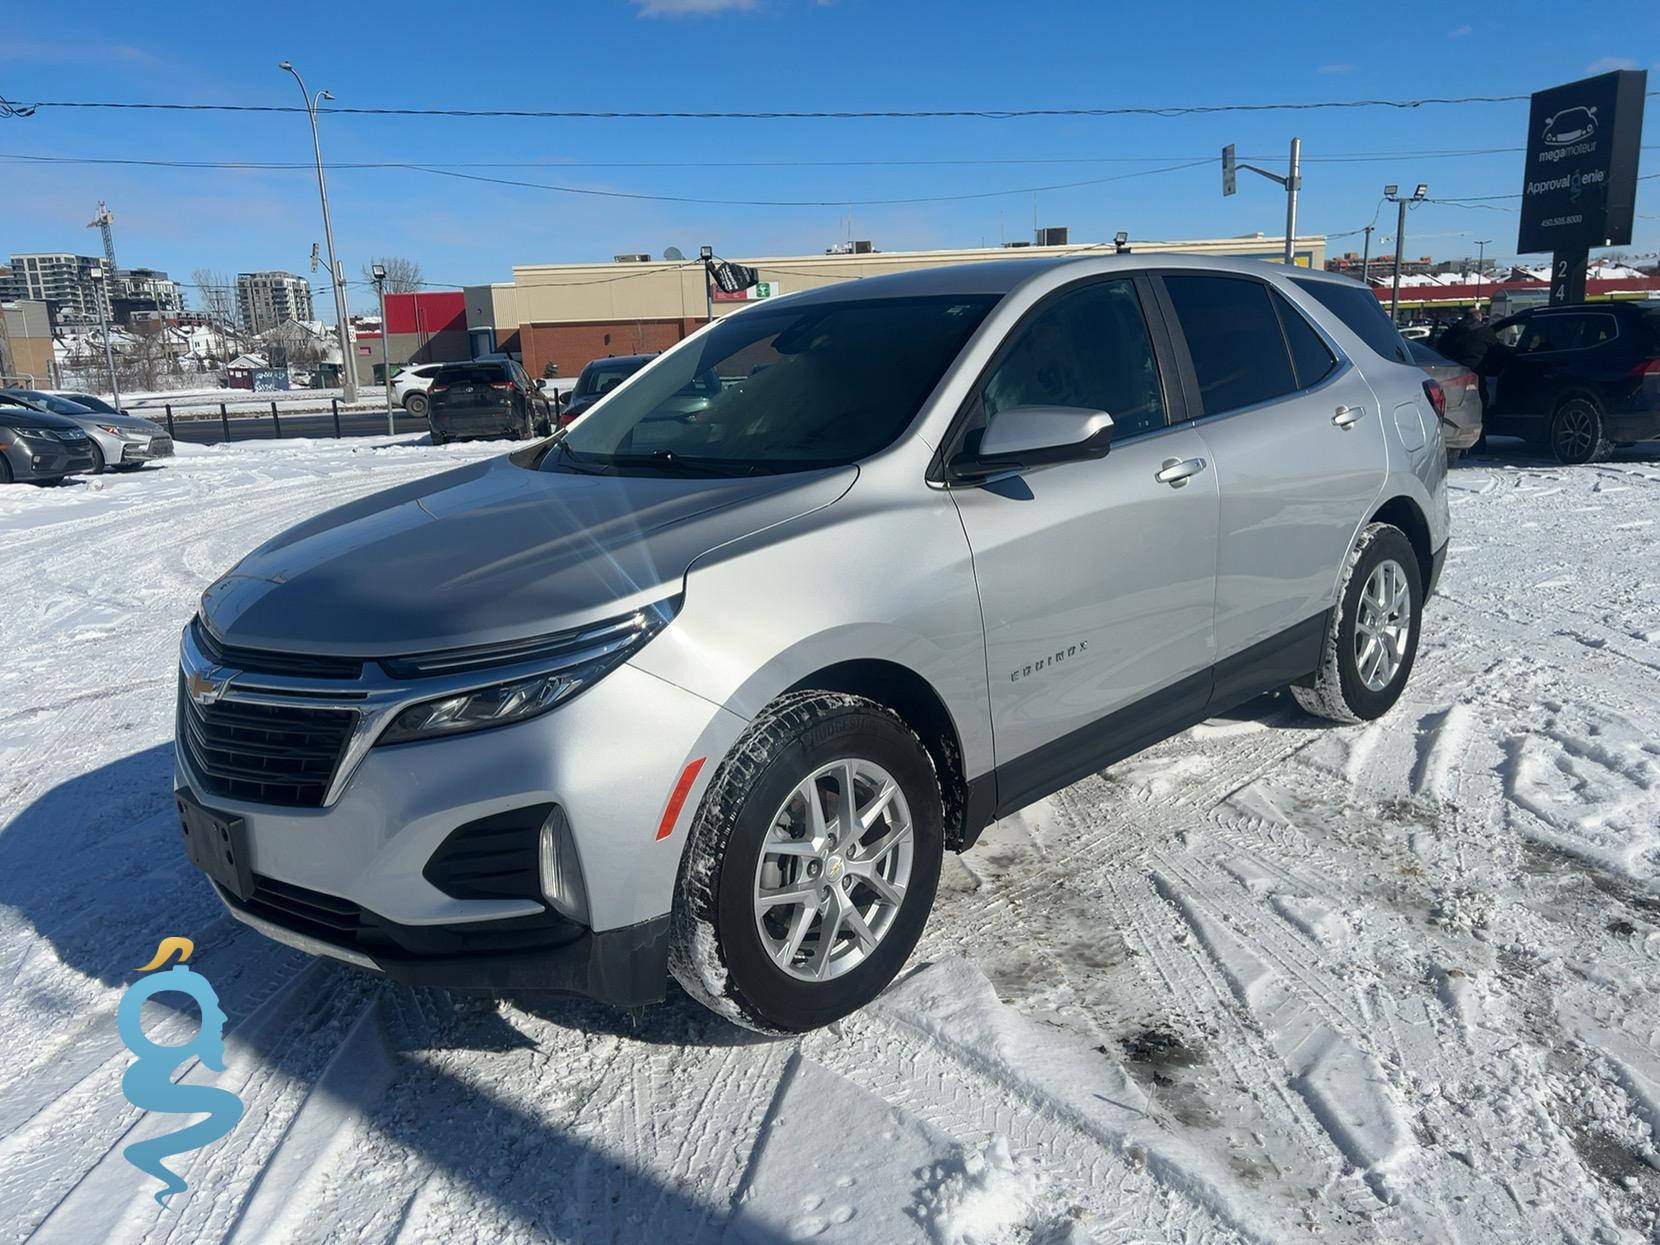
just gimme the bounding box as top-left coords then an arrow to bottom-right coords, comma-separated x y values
1155,457 -> 1207,487
1332,405 -> 1366,428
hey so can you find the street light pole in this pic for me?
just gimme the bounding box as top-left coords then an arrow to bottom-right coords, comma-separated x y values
91,269 -> 121,412
372,264 -> 393,435
278,60 -> 357,404
699,244 -> 714,325
1474,239 -> 1491,312
1360,224 -> 1373,286
1383,183 -> 1427,325
1283,137 -> 1301,267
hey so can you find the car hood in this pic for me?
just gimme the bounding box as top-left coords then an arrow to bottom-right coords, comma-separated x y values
0,406 -> 84,431
201,452 -> 856,657
66,411 -> 166,434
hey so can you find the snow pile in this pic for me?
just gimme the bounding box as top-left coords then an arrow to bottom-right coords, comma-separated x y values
911,1138 -> 1057,1245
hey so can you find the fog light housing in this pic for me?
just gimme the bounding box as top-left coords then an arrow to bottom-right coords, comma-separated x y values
538,805 -> 589,925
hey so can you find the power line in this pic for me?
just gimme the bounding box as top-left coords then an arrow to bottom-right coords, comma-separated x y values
15,91 -> 1655,121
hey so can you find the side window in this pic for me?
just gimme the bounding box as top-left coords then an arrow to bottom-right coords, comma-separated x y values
1291,277 -> 1412,364
1164,275 -> 1297,415
1493,319 -> 1525,349
979,278 -> 1166,440
1518,315 -> 1582,354
1271,288 -> 1337,389
1582,314 -> 1619,347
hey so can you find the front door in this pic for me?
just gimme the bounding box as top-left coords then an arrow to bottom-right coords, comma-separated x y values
948,276 -> 1220,810
1157,274 -> 1386,667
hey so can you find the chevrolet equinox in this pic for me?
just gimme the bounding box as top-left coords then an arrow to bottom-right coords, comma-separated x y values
176,255 -> 1450,1033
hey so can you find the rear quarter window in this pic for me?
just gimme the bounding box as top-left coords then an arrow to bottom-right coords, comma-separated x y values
1291,278 -> 1411,365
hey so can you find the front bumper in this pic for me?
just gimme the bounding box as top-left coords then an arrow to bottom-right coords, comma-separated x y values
173,625 -> 745,1000
121,433 -> 175,463
1,435 -> 95,479
213,878 -> 672,1004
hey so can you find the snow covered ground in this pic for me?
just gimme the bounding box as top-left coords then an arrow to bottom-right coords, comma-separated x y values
2,436 -> 1659,1244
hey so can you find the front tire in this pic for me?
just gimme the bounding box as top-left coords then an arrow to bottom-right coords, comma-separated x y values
1549,396 -> 1611,465
88,442 -> 107,474
669,691 -> 944,1034
1292,523 -> 1422,724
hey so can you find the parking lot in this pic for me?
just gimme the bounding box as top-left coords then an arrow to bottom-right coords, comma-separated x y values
0,433 -> 1656,1243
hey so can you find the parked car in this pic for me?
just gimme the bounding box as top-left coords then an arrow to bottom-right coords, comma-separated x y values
174,256 -> 1448,1033
0,399 -> 98,484
1406,340 -> 1482,463
425,359 -> 553,445
48,390 -> 123,415
1486,302 -> 1660,463
560,354 -> 654,424
391,363 -> 445,418
0,388 -> 174,472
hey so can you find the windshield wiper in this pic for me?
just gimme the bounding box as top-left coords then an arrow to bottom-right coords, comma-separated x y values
604,450 -> 753,477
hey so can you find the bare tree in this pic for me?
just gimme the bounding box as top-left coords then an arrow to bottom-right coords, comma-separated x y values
192,268 -> 241,367
361,256 -> 424,294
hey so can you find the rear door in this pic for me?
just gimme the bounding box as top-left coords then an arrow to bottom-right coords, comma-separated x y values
948,275 -> 1220,806
1156,272 -> 1386,669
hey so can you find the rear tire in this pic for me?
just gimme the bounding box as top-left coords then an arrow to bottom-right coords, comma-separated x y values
428,427 -> 447,447
1292,523 -> 1421,724
669,691 -> 944,1034
1549,396 -> 1611,465
1446,448 -> 1464,468
404,392 -> 430,419
0,456 -> 12,484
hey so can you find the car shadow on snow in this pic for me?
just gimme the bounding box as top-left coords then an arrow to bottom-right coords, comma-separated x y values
1,743 -> 786,1241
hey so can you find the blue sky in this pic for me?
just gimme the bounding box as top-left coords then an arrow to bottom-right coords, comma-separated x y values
3,0 -> 1657,321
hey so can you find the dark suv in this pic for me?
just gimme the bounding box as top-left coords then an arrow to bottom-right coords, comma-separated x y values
426,359 -> 552,445
1487,303 -> 1660,463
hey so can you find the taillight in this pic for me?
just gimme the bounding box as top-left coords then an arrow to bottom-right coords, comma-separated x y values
1422,379 -> 1447,422
489,381 -> 517,392
1627,357 -> 1660,379
429,383 -> 449,393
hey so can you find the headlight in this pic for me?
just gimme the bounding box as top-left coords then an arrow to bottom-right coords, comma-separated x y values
374,601 -> 676,746
98,424 -> 142,439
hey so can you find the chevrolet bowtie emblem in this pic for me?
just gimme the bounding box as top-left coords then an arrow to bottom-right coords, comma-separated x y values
186,667 -> 233,706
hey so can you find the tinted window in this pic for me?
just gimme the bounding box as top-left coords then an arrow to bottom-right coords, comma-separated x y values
1272,289 -> 1337,388
1517,315 -> 1587,354
575,359 -> 648,397
975,279 -> 1165,440
1164,276 -> 1297,415
551,295 -> 995,475
1292,277 -> 1412,364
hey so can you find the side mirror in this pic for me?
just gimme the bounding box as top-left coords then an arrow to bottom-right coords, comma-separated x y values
951,406 -> 1114,481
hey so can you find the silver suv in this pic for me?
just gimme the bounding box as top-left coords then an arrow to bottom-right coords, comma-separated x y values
175,256 -> 1449,1032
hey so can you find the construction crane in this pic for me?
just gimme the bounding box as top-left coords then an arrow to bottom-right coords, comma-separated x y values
86,201 -> 122,411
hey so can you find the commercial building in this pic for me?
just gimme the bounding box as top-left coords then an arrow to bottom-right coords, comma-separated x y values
468,233 -> 1329,379
5,253 -> 113,324
349,290 -> 471,386
236,271 -> 316,335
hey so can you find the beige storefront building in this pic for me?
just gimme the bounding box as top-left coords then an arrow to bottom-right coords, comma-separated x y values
468,233 -> 1327,379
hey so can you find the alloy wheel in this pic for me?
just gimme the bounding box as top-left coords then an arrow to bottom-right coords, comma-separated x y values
1355,559 -> 1412,692
751,757 -> 914,982
1552,404 -> 1595,463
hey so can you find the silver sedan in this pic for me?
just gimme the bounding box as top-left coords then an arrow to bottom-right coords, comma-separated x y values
0,390 -> 174,472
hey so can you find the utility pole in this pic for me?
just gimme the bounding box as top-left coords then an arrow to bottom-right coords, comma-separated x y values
86,202 -> 122,411
1360,224 -> 1374,285
1221,137 -> 1303,266
1383,183 -> 1428,324
278,61 -> 357,404
1474,239 -> 1491,312
371,263 -> 393,435
699,244 -> 713,325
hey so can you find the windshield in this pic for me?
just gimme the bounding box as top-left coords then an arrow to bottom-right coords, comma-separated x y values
547,294 -> 995,476
67,393 -> 117,413
11,391 -> 91,415
433,365 -> 511,385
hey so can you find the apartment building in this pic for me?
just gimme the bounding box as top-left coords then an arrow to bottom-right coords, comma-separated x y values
235,271 -> 316,334
5,253 -> 113,323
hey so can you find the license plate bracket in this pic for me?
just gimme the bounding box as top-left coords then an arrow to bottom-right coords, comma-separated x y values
176,790 -> 255,902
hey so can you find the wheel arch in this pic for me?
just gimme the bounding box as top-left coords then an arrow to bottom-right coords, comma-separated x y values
783,659 -> 976,852
1368,494 -> 1432,589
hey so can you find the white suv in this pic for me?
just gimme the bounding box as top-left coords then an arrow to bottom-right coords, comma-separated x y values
391,364 -> 445,418
176,255 -> 1450,1032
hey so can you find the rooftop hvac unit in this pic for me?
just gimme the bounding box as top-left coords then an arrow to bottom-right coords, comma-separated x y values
612,253 -> 652,263
1002,241 -> 1031,249
1036,227 -> 1069,247
851,240 -> 875,254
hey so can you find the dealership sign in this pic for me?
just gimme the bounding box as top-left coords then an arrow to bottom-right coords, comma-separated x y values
1516,69 -> 1646,255
711,280 -> 781,303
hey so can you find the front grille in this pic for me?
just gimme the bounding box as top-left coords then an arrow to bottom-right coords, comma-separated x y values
177,681 -> 356,807
246,875 -> 363,942
193,618 -> 363,680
